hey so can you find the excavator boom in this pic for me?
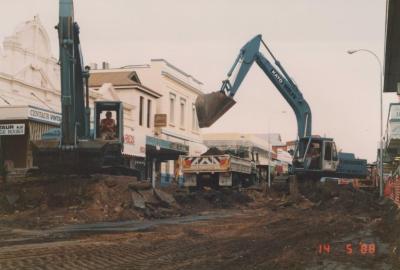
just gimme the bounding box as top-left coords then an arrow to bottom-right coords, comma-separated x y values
31,0 -> 127,175
195,35 -> 367,179
196,35 -> 312,140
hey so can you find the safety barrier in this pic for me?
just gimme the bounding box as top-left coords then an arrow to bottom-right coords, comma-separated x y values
385,177 -> 400,207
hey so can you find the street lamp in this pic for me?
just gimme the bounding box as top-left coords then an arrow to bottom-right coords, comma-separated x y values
347,49 -> 384,197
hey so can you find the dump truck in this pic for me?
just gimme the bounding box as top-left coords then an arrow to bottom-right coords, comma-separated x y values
180,148 -> 257,189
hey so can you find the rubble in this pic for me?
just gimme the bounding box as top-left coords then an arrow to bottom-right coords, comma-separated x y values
0,176 -> 257,228
154,188 -> 177,207
0,176 -> 399,269
131,191 -> 146,209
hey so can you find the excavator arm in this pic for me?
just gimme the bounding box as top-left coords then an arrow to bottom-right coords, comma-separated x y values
58,0 -> 90,146
196,34 -> 312,139
196,35 -> 369,180
31,0 -> 128,175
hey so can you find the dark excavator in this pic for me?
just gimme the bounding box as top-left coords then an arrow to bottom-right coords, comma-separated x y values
32,0 -> 137,177
195,35 -> 367,181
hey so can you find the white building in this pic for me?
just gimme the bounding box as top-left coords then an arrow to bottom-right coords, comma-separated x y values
89,69 -> 163,179
93,60 -> 207,184
0,17 -> 207,185
0,16 -> 62,169
0,16 -> 153,174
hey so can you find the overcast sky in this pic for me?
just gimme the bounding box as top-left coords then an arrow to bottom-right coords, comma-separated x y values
0,0 -> 395,162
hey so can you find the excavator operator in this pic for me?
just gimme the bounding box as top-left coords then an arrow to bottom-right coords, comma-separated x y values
306,143 -> 321,169
100,111 -> 116,140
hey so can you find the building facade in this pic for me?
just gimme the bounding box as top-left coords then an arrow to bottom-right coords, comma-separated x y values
119,60 -> 207,185
0,17 -> 207,185
89,69 -> 162,179
0,17 -> 159,176
0,16 -> 62,169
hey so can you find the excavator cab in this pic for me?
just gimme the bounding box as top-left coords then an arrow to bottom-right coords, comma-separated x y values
94,101 -> 124,143
293,136 -> 339,175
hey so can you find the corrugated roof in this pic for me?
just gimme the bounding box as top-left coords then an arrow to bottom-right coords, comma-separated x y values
89,71 -> 139,87
384,0 -> 400,92
89,70 -> 161,98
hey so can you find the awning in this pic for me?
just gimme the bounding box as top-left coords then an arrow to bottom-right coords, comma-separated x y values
146,136 -> 189,160
384,0 -> 400,92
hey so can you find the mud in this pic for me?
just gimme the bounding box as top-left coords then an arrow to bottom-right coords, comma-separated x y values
0,178 -> 399,269
0,176 -> 256,229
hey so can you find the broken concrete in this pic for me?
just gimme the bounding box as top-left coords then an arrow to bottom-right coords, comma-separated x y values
131,191 -> 146,209
154,188 -> 177,207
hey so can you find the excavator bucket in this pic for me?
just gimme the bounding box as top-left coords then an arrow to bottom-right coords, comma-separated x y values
195,91 -> 236,128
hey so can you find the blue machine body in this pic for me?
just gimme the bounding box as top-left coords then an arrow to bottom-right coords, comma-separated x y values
31,0 -> 127,174
195,35 -> 367,179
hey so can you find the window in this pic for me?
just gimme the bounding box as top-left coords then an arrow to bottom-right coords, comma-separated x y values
180,98 -> 186,127
139,96 -> 144,126
332,143 -> 338,161
192,104 -> 197,130
147,99 -> 151,128
324,142 -> 332,161
169,93 -> 175,124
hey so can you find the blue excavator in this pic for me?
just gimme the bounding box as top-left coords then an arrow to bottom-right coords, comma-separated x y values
32,0 -> 137,176
196,35 -> 367,181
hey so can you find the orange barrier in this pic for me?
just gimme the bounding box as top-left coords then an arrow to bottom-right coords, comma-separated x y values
385,177 -> 400,207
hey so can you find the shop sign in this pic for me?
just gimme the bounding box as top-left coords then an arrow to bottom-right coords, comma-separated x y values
154,114 -> 167,127
390,104 -> 400,120
124,134 -> 135,145
0,123 -> 25,136
28,107 -> 61,125
170,141 -> 189,152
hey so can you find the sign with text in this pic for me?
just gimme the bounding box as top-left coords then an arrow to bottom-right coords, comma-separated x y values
28,107 -> 61,125
124,134 -> 135,145
0,123 -> 25,136
390,104 -> 400,121
154,114 -> 167,127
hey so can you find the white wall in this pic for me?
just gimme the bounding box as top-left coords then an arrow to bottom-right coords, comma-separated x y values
130,59 -> 207,155
0,16 -> 61,111
0,16 -> 148,157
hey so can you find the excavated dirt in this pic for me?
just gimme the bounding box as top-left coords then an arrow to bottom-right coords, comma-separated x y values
0,175 -> 257,229
0,177 -> 399,269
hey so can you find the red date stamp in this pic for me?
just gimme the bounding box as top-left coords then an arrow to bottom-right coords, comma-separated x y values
317,242 -> 376,255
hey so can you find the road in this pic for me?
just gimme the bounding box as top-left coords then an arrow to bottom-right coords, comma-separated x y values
0,196 -> 396,270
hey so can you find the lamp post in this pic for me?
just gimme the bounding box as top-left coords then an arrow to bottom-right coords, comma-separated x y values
347,49 -> 383,197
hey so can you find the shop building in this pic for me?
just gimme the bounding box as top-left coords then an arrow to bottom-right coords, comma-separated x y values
114,60 -> 207,185
0,17 -> 151,174
0,16 -> 62,170
89,69 -> 163,179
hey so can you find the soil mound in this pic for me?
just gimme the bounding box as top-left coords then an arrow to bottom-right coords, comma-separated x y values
0,176 -> 257,228
302,182 -> 382,213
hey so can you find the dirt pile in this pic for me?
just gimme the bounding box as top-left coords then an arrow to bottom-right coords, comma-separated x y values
300,182 -> 382,212
0,175 -> 183,228
0,176 -> 261,228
